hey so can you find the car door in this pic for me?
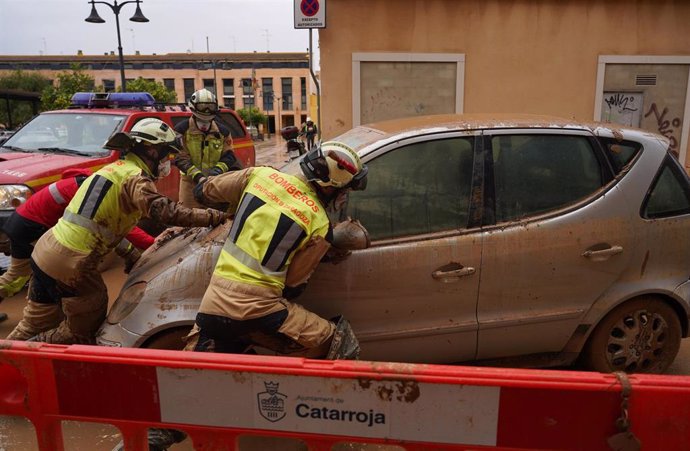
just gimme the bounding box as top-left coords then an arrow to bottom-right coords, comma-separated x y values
299,133 -> 483,364
476,129 -> 636,360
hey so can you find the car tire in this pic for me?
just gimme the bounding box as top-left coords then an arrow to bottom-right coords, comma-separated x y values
581,297 -> 681,374
142,326 -> 192,351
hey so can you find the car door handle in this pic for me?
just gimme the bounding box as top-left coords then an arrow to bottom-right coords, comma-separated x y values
582,245 -> 624,260
432,266 -> 476,280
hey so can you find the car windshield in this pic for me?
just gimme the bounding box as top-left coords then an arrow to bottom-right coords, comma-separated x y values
1,112 -> 125,157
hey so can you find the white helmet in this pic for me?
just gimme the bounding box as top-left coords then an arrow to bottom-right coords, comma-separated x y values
188,88 -> 218,121
105,118 -> 180,155
300,141 -> 368,190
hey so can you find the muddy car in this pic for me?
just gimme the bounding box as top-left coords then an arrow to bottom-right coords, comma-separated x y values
98,113 -> 690,373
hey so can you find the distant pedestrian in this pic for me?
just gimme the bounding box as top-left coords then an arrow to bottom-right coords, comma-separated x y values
301,117 -> 318,151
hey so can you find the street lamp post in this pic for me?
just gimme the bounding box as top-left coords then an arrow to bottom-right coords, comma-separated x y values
85,0 -> 149,91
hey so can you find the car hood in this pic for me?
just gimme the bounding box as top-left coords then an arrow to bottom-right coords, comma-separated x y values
0,152 -> 99,184
107,223 -> 231,327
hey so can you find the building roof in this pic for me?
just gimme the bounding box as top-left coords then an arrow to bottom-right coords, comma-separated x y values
0,52 -> 308,63
0,52 -> 310,72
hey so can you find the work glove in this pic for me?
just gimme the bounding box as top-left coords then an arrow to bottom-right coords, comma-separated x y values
173,154 -> 193,174
123,247 -> 142,274
208,209 -> 230,227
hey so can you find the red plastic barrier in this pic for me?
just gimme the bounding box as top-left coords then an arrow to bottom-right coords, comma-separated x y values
1,340 -> 690,450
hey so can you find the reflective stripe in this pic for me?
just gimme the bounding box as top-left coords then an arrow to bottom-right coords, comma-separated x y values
222,240 -> 287,278
77,175 -> 113,219
262,215 -> 306,272
48,182 -> 66,205
63,210 -> 117,244
229,193 -> 265,243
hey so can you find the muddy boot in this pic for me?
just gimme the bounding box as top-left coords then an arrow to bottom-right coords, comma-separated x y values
111,428 -> 187,451
0,257 -> 32,299
32,292 -> 107,344
6,301 -> 63,340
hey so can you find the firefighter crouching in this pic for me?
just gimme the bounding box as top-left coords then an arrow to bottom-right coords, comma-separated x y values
6,118 -> 228,344
174,88 -> 242,208
186,140 -> 369,358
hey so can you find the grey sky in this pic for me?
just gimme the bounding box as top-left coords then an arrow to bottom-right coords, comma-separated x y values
0,0 -> 317,56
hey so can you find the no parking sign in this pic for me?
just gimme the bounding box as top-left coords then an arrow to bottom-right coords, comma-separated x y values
294,0 -> 326,29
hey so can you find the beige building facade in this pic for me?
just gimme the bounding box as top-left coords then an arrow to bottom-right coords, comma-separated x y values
0,52 -> 314,134
319,0 -> 690,168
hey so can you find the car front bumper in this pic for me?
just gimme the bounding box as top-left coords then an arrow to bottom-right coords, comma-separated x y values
96,322 -> 145,348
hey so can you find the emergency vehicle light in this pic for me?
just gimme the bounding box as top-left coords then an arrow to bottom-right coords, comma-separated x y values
70,92 -> 156,108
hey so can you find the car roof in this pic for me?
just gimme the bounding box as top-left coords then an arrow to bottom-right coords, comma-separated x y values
347,113 -> 669,153
364,113 -> 594,135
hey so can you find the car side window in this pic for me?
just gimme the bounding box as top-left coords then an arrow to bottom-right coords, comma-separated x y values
169,116 -> 189,128
643,156 -> 690,219
346,137 -> 475,241
492,134 -> 603,222
216,112 -> 247,139
598,137 -> 642,175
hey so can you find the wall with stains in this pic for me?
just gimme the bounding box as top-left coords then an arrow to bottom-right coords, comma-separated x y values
320,0 -> 690,156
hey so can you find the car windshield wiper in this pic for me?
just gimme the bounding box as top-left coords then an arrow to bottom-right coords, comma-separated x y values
37,147 -> 94,157
0,145 -> 33,153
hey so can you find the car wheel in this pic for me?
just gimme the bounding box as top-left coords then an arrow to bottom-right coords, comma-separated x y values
142,326 -> 192,350
581,297 -> 681,374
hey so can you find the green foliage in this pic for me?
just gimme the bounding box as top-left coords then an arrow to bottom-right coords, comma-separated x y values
123,77 -> 177,103
41,64 -> 96,111
0,70 -> 51,128
236,107 -> 266,127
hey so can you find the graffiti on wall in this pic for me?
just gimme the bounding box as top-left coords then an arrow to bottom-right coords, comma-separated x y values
644,103 -> 681,152
602,92 -> 642,127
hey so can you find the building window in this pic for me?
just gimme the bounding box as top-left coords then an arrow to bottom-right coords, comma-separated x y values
242,78 -> 255,109
103,79 -> 116,92
281,77 -> 293,110
300,77 -> 307,110
262,77 -> 273,111
222,78 -> 235,109
352,52 -> 465,126
203,78 -> 215,93
163,78 -> 175,92
183,78 -> 195,102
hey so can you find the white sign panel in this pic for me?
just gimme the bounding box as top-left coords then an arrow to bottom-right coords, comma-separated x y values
157,368 -> 500,446
294,0 -> 326,29
601,92 -> 643,127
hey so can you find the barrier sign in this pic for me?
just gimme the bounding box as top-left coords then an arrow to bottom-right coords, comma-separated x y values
3,341 -> 690,450
294,0 -> 326,29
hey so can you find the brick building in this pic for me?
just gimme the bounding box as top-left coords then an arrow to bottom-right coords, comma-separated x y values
0,51 -> 313,133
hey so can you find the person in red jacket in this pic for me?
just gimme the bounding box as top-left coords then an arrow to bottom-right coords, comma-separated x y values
0,168 -> 154,306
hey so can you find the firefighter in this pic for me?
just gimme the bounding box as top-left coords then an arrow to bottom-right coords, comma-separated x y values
187,140 -> 368,357
132,141 -> 369,451
0,168 -> 154,304
6,118 -> 228,344
300,116 -> 318,151
174,88 -> 242,208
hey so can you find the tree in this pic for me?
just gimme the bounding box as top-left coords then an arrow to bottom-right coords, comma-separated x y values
41,64 -> 96,111
0,70 -> 51,128
123,77 -> 177,103
236,107 -> 266,129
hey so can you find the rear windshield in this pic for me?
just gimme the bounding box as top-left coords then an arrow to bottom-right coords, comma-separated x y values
2,112 -> 124,157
